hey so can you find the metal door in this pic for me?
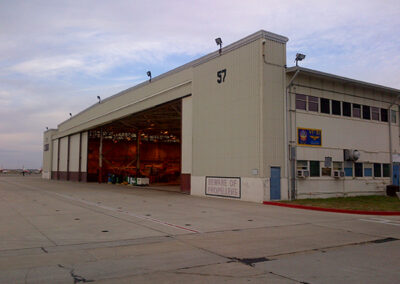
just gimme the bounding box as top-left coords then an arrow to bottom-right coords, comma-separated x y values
270,167 -> 281,200
393,163 -> 399,186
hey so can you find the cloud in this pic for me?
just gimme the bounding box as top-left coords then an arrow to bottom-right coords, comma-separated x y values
0,0 -> 399,168
11,57 -> 83,75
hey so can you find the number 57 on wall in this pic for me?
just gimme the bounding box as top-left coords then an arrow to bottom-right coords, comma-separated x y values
217,69 -> 227,83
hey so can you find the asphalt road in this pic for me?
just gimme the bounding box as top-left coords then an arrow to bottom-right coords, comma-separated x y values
0,175 -> 399,283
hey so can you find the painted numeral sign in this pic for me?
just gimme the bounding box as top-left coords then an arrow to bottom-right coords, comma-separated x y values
217,69 -> 227,83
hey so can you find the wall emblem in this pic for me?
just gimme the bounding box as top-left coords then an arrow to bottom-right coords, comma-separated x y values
297,128 -> 322,146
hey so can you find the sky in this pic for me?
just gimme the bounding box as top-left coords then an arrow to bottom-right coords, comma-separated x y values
0,0 -> 399,169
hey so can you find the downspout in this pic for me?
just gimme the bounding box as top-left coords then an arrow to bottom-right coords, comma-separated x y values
259,40 -> 265,186
388,94 -> 400,183
286,69 -> 301,200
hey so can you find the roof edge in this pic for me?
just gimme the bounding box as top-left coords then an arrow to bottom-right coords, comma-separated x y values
58,30 -> 288,128
286,66 -> 400,94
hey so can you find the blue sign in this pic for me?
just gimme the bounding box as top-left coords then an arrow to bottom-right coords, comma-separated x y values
298,128 -> 322,146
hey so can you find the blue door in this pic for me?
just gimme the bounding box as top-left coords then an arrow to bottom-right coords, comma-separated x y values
270,167 -> 281,200
393,163 -> 399,186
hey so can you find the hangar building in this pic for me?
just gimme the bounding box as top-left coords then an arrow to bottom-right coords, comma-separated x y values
42,30 -> 400,202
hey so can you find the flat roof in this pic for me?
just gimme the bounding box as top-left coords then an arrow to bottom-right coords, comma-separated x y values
287,66 -> 400,95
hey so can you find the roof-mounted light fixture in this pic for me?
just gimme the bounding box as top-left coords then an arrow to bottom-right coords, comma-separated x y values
147,71 -> 152,82
69,113 -> 72,117
46,127 -> 48,130
215,37 -> 222,55
97,96 -> 101,103
295,53 -> 306,66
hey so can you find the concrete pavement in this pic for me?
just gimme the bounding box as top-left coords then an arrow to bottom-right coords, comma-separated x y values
0,175 -> 399,283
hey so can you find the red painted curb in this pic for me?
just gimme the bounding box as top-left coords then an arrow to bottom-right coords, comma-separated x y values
263,201 -> 400,216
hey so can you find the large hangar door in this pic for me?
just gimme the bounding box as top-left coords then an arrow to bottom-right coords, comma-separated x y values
86,99 -> 183,190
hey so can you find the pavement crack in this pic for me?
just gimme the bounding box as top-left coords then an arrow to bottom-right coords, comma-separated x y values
58,264 -> 94,283
269,271 -> 309,283
70,269 -> 94,283
230,256 -> 272,267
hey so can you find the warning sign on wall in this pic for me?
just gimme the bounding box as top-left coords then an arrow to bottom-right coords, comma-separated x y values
205,177 -> 241,198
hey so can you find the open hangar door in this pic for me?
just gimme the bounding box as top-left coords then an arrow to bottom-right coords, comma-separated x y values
86,99 -> 182,191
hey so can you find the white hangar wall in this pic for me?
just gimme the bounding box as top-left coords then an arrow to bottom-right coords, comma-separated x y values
288,72 -> 399,198
191,33 -> 288,203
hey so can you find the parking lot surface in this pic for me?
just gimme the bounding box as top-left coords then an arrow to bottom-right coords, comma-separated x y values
0,175 -> 399,283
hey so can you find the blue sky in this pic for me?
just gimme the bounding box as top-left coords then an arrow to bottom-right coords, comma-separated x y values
0,0 -> 399,169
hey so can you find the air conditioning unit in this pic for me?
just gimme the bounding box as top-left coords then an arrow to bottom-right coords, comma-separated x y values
344,149 -> 360,161
334,170 -> 345,178
297,170 -> 310,178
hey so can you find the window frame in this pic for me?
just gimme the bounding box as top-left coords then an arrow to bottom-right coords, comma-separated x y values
342,102 -> 351,117
309,161 -> 320,177
371,107 -> 380,121
373,163 -> 382,177
308,96 -> 319,112
295,94 -> 307,110
364,163 -> 373,177
331,100 -> 341,116
362,105 -> 371,120
381,108 -> 388,122
355,163 -> 363,177
320,98 -> 330,114
353,104 -> 361,118
383,164 -> 390,177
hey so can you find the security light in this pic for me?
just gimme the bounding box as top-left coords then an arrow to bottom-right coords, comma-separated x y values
147,71 -> 152,82
295,53 -> 306,66
97,96 -> 101,103
69,113 -> 72,117
215,37 -> 222,54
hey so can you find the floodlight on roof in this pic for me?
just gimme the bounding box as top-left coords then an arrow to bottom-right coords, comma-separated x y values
69,113 -> 72,117
295,53 -> 306,66
147,71 -> 152,82
215,37 -> 222,54
97,96 -> 101,103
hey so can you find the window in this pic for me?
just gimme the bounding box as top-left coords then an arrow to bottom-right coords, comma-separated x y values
381,109 -> 388,122
323,157 -> 332,176
333,162 -> 343,171
308,96 -> 319,112
391,110 -> 396,123
355,163 -> 363,177
362,105 -> 371,120
332,100 -> 341,115
344,161 -> 353,177
353,104 -> 361,118
320,98 -> 330,114
383,164 -> 390,177
296,94 -> 307,110
322,167 -> 332,176
374,163 -> 382,177
371,107 -> 380,121
310,161 -> 320,177
364,163 -> 373,177
343,102 -> 351,117
297,160 -> 308,170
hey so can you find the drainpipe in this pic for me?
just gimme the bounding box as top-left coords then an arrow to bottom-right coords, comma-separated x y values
388,94 -> 400,184
286,68 -> 301,200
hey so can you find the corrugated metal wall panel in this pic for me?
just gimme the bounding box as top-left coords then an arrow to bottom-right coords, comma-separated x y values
192,39 -> 262,177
